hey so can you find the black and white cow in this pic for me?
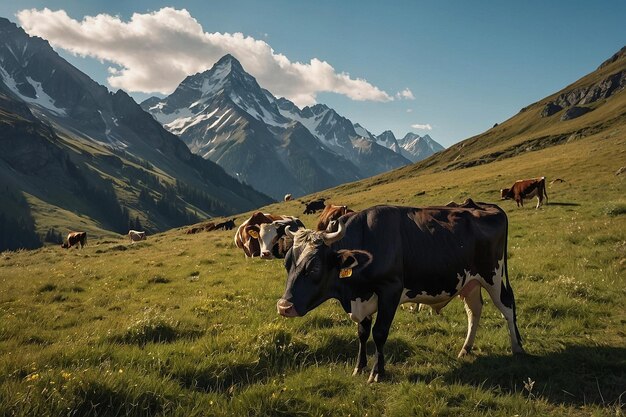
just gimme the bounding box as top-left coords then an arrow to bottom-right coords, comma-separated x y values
277,200 -> 523,383
257,217 -> 306,259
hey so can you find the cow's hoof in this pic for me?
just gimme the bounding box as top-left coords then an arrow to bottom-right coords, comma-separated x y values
457,347 -> 472,358
352,367 -> 367,376
367,372 -> 383,384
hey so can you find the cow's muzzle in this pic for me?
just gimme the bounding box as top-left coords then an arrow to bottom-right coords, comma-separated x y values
260,251 -> 273,259
276,299 -> 299,317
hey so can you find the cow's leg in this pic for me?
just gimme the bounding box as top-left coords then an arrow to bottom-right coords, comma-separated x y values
458,283 -> 483,357
368,287 -> 402,383
536,196 -> 541,209
353,316 -> 372,375
484,281 -> 524,354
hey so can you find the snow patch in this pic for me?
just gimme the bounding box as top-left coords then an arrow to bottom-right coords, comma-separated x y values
208,109 -> 232,130
165,107 -> 220,135
152,106 -> 194,125
0,70 -> 67,116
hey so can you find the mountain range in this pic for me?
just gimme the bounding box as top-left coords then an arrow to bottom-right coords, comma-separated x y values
0,17 -> 272,249
141,55 -> 443,199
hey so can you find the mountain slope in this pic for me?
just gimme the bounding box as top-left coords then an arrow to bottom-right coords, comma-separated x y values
141,55 -> 363,199
0,18 -> 272,248
274,99 -> 411,178
142,55 -> 410,198
357,45 -> 626,187
396,132 -> 445,162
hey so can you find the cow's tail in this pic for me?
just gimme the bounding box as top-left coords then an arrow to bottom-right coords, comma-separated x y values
542,177 -> 549,203
503,212 -> 522,344
503,213 -> 512,293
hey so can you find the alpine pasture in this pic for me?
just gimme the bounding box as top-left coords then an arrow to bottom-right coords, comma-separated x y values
1,131 -> 625,416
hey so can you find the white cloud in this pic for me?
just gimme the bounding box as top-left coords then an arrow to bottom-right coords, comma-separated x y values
411,123 -> 432,130
396,88 -> 415,100
16,7 -> 393,107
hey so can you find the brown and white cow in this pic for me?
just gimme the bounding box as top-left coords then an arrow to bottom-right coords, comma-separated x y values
284,194 -> 293,202
256,217 -> 306,259
234,212 -> 291,258
500,177 -> 548,208
61,231 -> 87,249
128,230 -> 146,242
316,204 -> 355,231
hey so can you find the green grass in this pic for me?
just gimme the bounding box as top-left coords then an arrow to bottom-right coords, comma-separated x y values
1,131 -> 625,416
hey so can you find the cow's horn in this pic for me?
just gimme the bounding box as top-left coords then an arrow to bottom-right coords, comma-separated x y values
322,220 -> 345,245
285,225 -> 297,238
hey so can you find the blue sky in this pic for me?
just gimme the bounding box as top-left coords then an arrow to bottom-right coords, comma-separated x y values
1,1 -> 625,147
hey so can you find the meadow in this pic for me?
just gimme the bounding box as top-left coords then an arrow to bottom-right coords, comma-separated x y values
1,132 -> 625,416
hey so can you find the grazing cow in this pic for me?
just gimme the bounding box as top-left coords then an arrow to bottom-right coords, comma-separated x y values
302,198 -> 326,214
186,222 -> 216,234
284,194 -> 293,202
277,200 -> 523,383
316,204 -> 355,231
234,212 -> 290,258
61,231 -> 87,249
128,230 -> 146,242
500,177 -> 548,208
214,219 -> 236,231
256,217 -> 306,259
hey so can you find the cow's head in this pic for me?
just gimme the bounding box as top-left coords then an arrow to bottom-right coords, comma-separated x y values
276,221 -> 372,318
258,219 -> 303,259
500,188 -> 511,200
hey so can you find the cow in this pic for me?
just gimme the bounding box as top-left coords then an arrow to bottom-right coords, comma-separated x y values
500,177 -> 548,208
214,219 -> 236,231
128,230 -> 146,242
316,204 -> 355,231
234,212 -> 291,258
61,231 -> 87,249
302,198 -> 326,214
276,200 -> 523,383
284,194 -> 293,202
186,222 -> 216,234
256,217 -> 306,259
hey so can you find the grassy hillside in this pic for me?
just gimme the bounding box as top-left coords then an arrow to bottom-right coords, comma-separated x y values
1,123 -> 624,416
370,46 -> 626,185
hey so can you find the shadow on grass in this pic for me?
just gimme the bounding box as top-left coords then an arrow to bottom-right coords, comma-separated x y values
310,333 -> 415,365
441,345 -> 626,407
547,202 -> 580,206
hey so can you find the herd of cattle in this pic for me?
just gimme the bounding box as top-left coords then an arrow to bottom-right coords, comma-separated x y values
58,177 -> 552,381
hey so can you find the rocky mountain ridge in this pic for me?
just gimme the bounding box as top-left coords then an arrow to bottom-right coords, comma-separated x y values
142,55 -> 444,199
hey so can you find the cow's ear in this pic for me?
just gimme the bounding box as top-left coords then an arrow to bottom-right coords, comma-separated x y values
336,250 -> 373,278
338,252 -> 358,270
247,225 -> 260,239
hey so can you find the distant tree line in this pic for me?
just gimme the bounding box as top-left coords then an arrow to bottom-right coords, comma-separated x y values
139,187 -> 199,228
44,228 -> 63,244
175,180 -> 229,216
64,156 -> 129,233
0,213 -> 41,251
0,187 -> 42,251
